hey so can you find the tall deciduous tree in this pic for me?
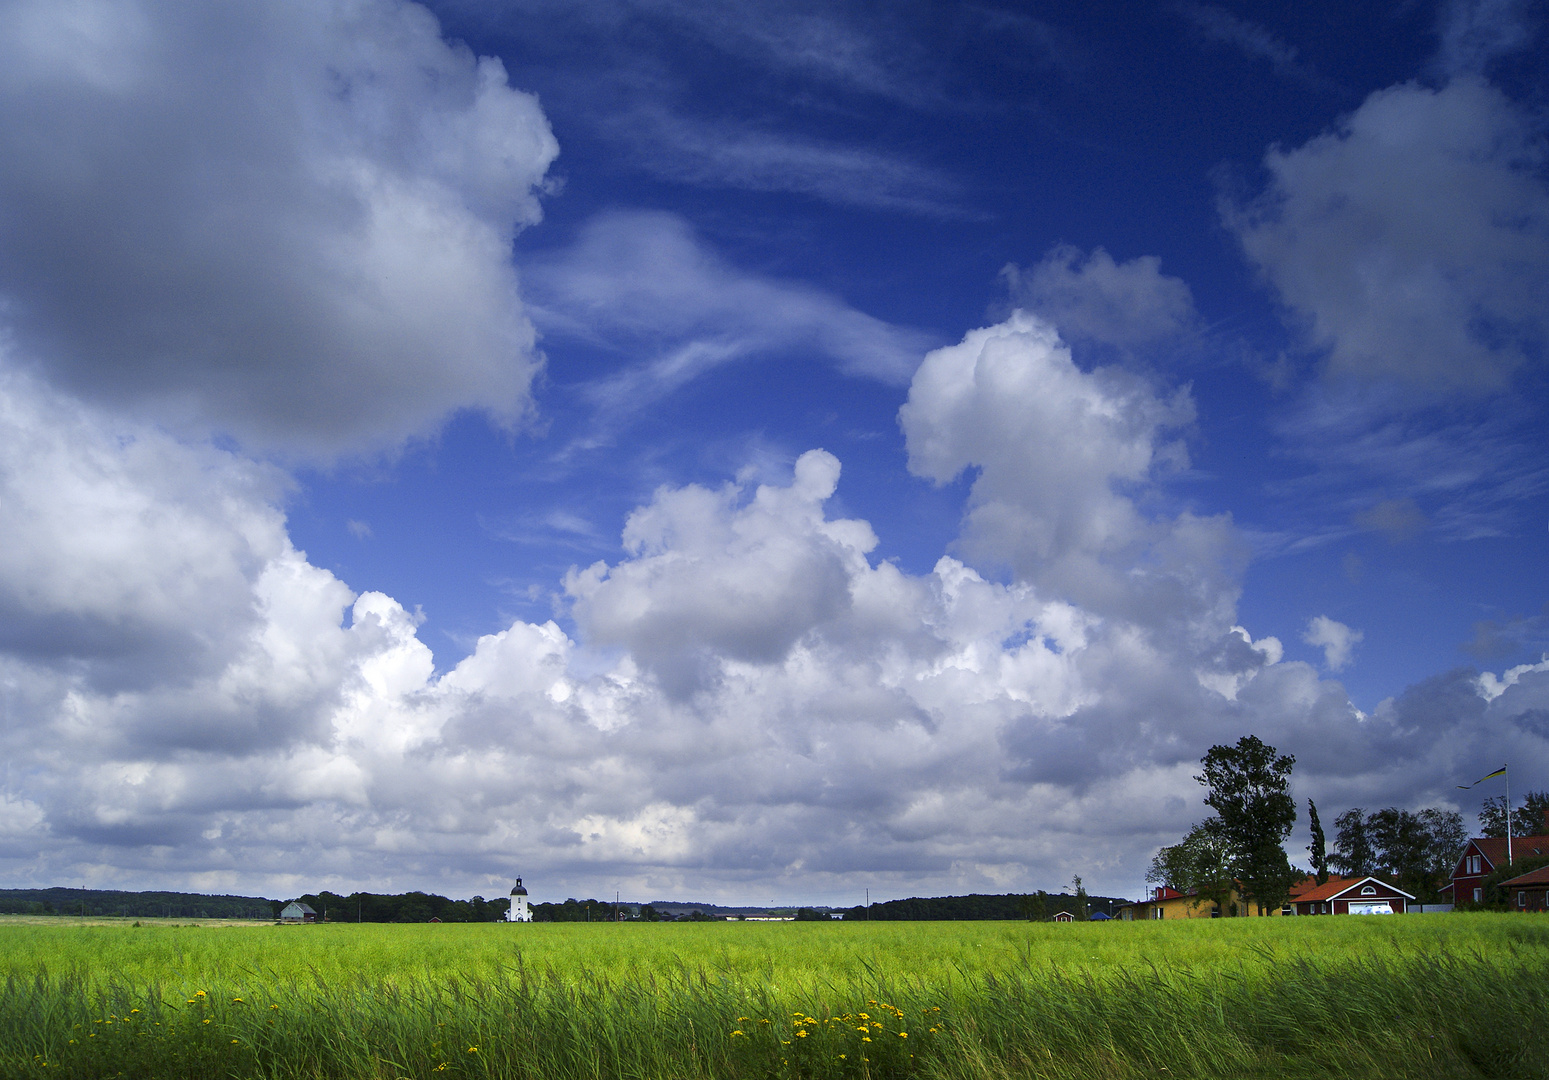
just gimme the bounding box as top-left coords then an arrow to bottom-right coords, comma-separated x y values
1146,822 -> 1236,915
1195,735 -> 1298,914
1479,791 -> 1549,838
1307,799 -> 1329,885
1331,808 -> 1374,877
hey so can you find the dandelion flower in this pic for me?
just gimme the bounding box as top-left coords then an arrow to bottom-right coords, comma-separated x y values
899,1032 -> 908,1038
862,1037 -> 871,1043
202,1019 -> 211,1025
730,1031 -> 745,1038
467,1047 -> 479,1054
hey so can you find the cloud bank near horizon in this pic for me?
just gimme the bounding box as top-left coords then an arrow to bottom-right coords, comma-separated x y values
1,316 -> 1544,902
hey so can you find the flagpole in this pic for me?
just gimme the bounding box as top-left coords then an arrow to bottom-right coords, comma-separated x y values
1506,766 -> 1513,866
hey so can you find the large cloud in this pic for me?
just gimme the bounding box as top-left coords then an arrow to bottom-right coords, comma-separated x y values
10,313 -> 1537,902
898,312 -> 1235,632
1225,77 -> 1549,393
0,0 -> 558,456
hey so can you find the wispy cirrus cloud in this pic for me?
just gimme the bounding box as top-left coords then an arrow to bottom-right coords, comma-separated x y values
1177,3 -> 1339,91
603,104 -> 975,217
526,211 -> 939,436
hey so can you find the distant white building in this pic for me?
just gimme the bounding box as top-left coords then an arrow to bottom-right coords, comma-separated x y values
507,878 -> 531,922
279,901 -> 317,923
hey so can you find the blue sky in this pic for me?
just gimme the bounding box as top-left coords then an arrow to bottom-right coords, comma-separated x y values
0,0 -> 1545,904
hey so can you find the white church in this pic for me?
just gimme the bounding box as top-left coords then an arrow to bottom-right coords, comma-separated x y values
506,878 -> 532,922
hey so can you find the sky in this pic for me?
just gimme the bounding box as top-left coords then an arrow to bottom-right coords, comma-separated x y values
0,0 -> 1546,907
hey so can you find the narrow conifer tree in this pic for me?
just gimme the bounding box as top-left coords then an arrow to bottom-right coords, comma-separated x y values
1307,799 -> 1329,884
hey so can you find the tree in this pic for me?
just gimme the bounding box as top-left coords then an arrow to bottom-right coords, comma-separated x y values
1071,875 -> 1089,921
1330,808 -> 1374,877
1020,891 -> 1048,922
1328,807 -> 1465,901
1418,808 -> 1466,888
1368,808 -> 1430,896
1196,735 -> 1298,913
1307,799 -> 1329,885
1147,822 -> 1235,915
1480,791 -> 1549,838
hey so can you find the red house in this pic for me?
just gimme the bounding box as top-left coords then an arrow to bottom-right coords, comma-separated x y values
1499,865 -> 1549,912
1444,834 -> 1549,906
1287,876 -> 1413,915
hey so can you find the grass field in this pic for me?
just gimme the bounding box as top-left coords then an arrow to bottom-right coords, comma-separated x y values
2,914 -> 1545,1079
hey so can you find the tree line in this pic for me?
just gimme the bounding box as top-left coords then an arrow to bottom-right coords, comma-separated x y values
0,887 -> 272,919
1149,734 -> 1549,912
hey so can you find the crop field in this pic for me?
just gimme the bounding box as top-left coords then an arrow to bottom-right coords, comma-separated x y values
2,914 -> 1545,1080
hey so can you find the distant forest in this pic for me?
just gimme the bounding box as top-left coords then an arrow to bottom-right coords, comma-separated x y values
1,887 -> 1126,922
0,888 -> 273,920
836,891 -> 1126,921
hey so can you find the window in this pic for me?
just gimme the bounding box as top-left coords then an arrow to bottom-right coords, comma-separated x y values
1473,887 -> 1482,903
1467,855 -> 1482,874
1519,891 -> 1527,908
1360,885 -> 1377,896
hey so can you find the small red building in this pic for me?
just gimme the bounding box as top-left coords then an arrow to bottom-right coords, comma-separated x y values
1444,834 -> 1549,905
1286,876 -> 1412,915
1499,864 -> 1549,912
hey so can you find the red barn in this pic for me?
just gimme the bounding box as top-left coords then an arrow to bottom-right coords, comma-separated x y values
1444,834 -> 1549,905
1286,876 -> 1412,915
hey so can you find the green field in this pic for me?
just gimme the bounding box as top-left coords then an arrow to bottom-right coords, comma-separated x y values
2,915 -> 1545,1079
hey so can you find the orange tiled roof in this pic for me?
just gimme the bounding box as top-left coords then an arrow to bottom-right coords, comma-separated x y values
1291,875 -> 1414,903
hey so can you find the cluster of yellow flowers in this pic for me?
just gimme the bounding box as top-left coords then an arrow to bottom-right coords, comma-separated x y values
727,997 -> 945,1068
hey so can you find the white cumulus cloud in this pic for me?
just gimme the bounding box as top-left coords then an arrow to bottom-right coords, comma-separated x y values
1303,615 -> 1364,672
0,0 -> 558,457
1225,77 -> 1549,394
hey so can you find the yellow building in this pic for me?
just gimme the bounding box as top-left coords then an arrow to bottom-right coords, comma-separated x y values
1118,884 -> 1291,919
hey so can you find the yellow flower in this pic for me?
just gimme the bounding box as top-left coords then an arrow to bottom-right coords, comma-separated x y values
838,1054 -> 846,1060
231,1039 -> 239,1045
898,1032 -> 908,1038
796,1031 -> 808,1038
737,1016 -> 750,1022
195,990 -> 206,998
231,997 -> 244,1004
467,1046 -> 479,1054
759,1018 -> 771,1024
858,1012 -> 869,1020
857,1026 -> 869,1033
130,1009 -> 139,1014
862,1036 -> 872,1043
202,1019 -> 212,1025
270,1005 -> 280,1011
730,1031 -> 745,1038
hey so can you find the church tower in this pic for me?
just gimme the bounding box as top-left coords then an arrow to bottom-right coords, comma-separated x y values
507,878 -> 531,922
